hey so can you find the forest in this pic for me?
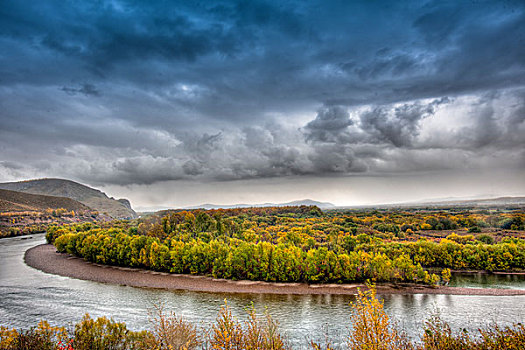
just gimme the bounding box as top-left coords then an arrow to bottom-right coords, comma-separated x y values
46,205 -> 525,286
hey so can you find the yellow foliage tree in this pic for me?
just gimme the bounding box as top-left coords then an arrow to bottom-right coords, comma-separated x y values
348,285 -> 412,350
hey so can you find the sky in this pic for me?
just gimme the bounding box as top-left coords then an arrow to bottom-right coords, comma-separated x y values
1,0 -> 524,210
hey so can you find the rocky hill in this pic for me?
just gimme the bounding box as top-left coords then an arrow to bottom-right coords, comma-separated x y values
0,179 -> 137,219
0,189 -> 91,213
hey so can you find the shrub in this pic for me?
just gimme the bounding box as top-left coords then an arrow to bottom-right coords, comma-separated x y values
0,321 -> 69,350
422,314 -> 472,349
476,234 -> 494,245
468,226 -> 481,233
478,323 -> 525,349
441,268 -> 452,285
73,314 -> 149,350
146,304 -> 200,350
210,301 -> 289,350
347,286 -> 412,350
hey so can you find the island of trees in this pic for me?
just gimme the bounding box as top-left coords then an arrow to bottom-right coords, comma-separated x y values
46,205 -> 525,286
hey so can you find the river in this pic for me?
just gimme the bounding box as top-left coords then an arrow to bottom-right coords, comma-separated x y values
1,234 -> 525,348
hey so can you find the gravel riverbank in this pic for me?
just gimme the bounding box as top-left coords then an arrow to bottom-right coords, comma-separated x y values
25,244 -> 525,296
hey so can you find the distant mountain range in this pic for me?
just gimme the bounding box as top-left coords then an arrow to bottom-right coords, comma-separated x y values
0,188 -> 91,213
184,199 -> 335,210
0,179 -> 137,219
138,196 -> 525,213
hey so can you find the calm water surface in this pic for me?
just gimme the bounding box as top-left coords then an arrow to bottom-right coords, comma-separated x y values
1,234 -> 525,347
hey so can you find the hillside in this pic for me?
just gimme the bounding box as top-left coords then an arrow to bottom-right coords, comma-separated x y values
0,188 -> 104,238
0,179 -> 137,219
0,189 -> 90,213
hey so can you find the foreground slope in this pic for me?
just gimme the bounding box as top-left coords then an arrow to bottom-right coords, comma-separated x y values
0,178 -> 137,219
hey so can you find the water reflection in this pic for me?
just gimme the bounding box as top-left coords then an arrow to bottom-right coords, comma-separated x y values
1,234 -> 524,346
450,272 -> 525,289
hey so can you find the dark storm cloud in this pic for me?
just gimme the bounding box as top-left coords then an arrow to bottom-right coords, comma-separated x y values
304,106 -> 354,143
0,1 -> 240,66
61,83 -> 101,97
1,0 -> 524,186
3,1 -> 523,102
307,144 -> 368,174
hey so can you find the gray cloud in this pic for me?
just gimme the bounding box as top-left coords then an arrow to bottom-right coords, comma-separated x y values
304,98 -> 451,149
304,106 -> 354,143
1,88 -> 524,187
0,161 -> 24,170
358,97 -> 450,147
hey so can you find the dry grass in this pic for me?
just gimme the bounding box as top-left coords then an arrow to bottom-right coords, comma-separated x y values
146,304 -> 201,350
210,301 -> 289,350
422,314 -> 525,350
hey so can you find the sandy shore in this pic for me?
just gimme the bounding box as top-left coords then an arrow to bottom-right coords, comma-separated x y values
25,244 -> 525,296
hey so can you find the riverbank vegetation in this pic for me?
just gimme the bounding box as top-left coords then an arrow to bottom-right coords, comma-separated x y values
2,286 -> 524,349
45,206 -> 525,286
0,209 -> 101,239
